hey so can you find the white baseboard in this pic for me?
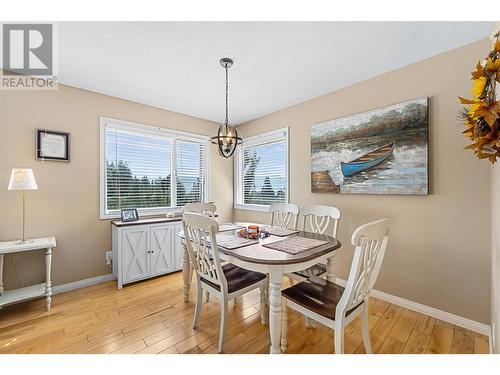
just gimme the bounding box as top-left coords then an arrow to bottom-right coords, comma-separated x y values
53,273 -> 115,295
334,278 -> 490,337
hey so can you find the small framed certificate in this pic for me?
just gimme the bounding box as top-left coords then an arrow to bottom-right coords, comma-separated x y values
35,129 -> 70,161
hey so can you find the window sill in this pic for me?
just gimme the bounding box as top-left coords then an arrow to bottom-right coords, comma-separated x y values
233,204 -> 270,213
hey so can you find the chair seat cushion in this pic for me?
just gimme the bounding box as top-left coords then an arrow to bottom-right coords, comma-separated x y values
201,263 -> 266,294
281,276 -> 362,320
292,263 -> 326,278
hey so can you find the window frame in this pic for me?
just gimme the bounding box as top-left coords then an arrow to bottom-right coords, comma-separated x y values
233,127 -> 289,212
99,116 -> 210,219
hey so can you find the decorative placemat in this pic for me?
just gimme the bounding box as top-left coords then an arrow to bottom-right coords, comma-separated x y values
261,226 -> 299,237
215,233 -> 258,250
218,223 -> 245,232
262,236 -> 328,255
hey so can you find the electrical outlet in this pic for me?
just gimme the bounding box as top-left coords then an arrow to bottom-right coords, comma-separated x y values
105,251 -> 112,266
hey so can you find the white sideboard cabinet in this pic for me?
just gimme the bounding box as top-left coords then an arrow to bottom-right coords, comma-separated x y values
111,217 -> 183,289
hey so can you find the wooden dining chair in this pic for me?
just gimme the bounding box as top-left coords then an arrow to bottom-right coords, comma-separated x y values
182,212 -> 268,353
269,203 -> 299,229
182,202 -> 218,302
182,202 -> 217,218
287,205 -> 341,282
280,218 -> 389,354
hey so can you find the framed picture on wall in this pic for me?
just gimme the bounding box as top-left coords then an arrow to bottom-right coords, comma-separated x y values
35,129 -> 70,162
310,97 -> 428,195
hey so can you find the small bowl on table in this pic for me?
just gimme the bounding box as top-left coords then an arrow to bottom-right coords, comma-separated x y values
238,225 -> 261,239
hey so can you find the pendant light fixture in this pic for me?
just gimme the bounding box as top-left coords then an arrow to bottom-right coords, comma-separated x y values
211,57 -> 242,158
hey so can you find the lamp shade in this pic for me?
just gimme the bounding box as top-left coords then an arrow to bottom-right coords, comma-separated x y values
8,168 -> 38,190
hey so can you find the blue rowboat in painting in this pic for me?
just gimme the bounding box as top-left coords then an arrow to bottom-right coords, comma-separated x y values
340,141 -> 395,177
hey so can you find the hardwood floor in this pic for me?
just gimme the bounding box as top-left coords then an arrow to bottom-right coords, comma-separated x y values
0,272 -> 489,354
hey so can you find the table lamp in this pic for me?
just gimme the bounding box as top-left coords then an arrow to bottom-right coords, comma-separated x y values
8,168 -> 38,244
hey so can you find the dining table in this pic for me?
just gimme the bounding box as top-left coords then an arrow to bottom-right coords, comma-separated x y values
179,222 -> 342,354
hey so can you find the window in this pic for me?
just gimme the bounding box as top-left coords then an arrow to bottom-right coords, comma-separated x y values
100,117 -> 209,219
234,128 -> 288,211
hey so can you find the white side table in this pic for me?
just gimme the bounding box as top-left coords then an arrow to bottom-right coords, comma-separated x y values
0,237 -> 56,311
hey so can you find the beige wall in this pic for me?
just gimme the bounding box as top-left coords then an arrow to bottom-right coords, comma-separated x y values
235,39 -> 492,323
0,83 -> 233,289
491,150 -> 500,353
490,64 -> 500,352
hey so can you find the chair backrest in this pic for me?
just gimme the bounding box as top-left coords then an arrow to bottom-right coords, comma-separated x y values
182,212 -> 227,292
300,205 -> 341,237
336,219 -> 389,319
182,202 -> 217,218
268,203 -> 299,229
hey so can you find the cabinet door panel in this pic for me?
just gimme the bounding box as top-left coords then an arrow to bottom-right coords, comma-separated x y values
122,227 -> 150,283
150,225 -> 175,277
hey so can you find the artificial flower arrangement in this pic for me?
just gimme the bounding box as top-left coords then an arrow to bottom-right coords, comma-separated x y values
459,33 -> 500,164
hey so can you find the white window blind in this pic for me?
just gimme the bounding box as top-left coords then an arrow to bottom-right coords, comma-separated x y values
175,139 -> 208,207
234,128 -> 288,211
100,117 -> 209,219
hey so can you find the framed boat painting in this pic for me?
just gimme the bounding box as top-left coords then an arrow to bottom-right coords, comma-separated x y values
311,97 -> 428,195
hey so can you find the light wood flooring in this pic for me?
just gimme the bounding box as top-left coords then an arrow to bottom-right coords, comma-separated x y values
0,272 -> 489,354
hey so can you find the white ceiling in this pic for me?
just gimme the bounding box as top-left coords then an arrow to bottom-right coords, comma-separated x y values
58,22 -> 492,125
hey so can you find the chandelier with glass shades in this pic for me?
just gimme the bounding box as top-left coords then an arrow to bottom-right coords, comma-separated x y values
211,57 -> 243,158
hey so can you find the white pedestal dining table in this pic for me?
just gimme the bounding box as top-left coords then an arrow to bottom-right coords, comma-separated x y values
180,222 -> 342,354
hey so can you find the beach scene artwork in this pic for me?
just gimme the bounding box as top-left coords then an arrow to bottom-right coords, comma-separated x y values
311,97 -> 428,195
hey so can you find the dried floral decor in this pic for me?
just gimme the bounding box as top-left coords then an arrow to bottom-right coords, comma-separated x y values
459,33 -> 500,164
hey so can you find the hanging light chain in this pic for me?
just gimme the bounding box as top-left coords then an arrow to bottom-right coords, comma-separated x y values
225,63 -> 229,126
